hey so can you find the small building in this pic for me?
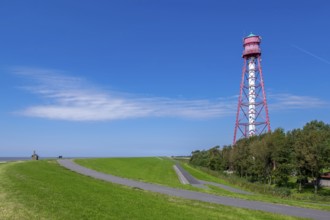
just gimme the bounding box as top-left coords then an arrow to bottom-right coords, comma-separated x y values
319,172 -> 330,187
31,150 -> 39,160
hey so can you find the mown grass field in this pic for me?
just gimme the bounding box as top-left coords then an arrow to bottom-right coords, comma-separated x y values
0,160 -> 306,220
75,157 -> 183,187
75,157 -> 330,212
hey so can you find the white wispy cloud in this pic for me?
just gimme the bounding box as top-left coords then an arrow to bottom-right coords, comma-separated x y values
13,68 -> 236,121
268,93 -> 328,110
12,68 -> 329,121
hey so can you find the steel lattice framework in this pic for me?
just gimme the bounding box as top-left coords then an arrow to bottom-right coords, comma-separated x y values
233,34 -> 271,144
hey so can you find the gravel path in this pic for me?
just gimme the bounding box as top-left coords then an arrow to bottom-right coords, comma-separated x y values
58,159 -> 330,220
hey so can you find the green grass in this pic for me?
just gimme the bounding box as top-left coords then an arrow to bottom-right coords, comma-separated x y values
75,157 -> 185,188
75,157 -> 330,211
0,160 -> 305,220
288,176 -> 330,199
181,162 -> 233,185
182,163 -> 330,211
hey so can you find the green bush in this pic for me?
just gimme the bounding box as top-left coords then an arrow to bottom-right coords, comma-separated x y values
272,187 -> 291,197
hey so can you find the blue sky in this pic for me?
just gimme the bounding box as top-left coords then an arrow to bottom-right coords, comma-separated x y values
1,0 -> 330,157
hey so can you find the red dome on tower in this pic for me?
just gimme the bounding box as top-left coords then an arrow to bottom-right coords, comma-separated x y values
242,33 -> 261,58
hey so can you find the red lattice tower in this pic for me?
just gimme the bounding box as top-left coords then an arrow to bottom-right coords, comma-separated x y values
233,33 -> 271,144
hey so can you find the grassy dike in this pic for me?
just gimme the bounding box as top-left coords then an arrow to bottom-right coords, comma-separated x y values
75,157 -> 185,187
0,160 -> 305,220
75,157 -> 330,212
181,163 -> 330,210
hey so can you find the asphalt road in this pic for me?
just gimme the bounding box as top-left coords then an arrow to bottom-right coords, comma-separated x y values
174,163 -> 253,195
58,159 -> 330,220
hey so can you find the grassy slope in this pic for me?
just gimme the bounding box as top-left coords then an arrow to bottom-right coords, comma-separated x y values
182,163 -> 330,211
0,161 -> 305,220
75,157 -> 330,211
75,157 -> 183,187
183,163 -> 330,198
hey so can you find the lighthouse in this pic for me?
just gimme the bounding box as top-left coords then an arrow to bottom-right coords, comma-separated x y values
233,33 -> 271,144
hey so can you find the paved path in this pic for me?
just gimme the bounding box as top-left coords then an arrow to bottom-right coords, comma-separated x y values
58,159 -> 330,220
175,163 -> 253,194
174,163 -> 201,184
173,165 -> 190,184
173,164 -> 206,188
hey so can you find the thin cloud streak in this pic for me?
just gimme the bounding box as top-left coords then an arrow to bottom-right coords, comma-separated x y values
13,68 -> 329,121
268,93 -> 328,111
14,68 -> 236,121
291,44 -> 330,65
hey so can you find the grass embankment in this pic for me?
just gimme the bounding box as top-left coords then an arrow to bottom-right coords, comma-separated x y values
0,160 -> 303,220
181,163 -> 330,211
75,157 -> 330,211
75,157 -> 183,187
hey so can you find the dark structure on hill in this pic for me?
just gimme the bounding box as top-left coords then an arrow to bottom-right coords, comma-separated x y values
31,150 -> 39,160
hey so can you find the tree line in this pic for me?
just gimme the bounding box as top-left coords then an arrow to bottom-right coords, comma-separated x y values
190,120 -> 330,193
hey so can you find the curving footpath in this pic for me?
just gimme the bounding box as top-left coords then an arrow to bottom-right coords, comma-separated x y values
58,159 -> 330,220
174,163 -> 253,195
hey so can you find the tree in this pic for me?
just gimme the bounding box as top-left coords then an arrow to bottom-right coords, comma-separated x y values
231,138 -> 254,178
291,121 -> 330,193
288,128 -> 306,191
190,150 -> 209,167
207,146 -> 222,170
300,121 -> 330,193
189,120 -> 330,193
249,135 -> 273,183
269,128 -> 292,187
220,145 -> 232,171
